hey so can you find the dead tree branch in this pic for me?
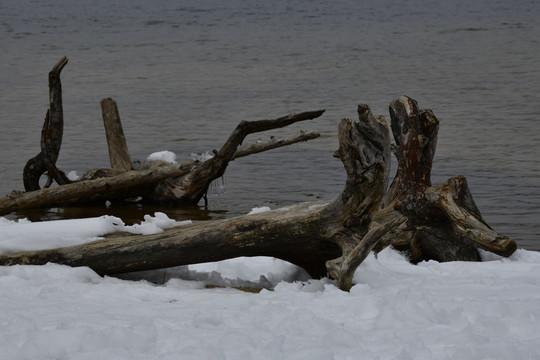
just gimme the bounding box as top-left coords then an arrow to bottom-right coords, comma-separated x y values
23,56 -> 71,191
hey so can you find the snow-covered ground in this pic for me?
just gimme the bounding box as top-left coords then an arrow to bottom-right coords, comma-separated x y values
1,213 -> 540,359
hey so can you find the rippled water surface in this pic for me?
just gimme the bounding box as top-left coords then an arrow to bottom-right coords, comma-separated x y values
1,0 -> 539,249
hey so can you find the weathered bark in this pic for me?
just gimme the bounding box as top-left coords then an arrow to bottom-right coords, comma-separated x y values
375,96 -> 516,262
101,98 -> 133,171
0,202 -> 338,278
23,57 -> 71,191
426,176 -> 516,257
2,96 -> 518,292
0,163 -> 193,214
229,130 -> 320,159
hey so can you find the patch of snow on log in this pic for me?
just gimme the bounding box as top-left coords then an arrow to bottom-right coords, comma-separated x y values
0,212 -> 190,254
248,206 -> 271,215
308,202 -> 327,211
147,150 -> 177,163
66,170 -> 80,181
124,212 -> 191,235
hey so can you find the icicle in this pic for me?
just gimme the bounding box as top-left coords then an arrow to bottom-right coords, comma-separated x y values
208,175 -> 226,197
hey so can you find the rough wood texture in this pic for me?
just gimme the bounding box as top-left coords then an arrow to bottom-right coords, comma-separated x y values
101,98 -> 133,171
0,202 -> 335,277
428,176 -> 517,257
376,96 -> 516,263
233,130 -> 320,159
1,163 -> 193,214
23,57 -> 71,191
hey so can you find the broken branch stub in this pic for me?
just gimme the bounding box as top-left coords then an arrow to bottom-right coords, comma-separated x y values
101,98 -> 133,171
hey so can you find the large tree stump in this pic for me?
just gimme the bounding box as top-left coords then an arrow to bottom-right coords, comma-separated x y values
373,96 -> 516,263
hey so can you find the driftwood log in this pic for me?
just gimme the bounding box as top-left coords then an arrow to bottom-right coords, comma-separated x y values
0,128 -> 320,215
0,96 -> 517,291
4,58 -> 323,213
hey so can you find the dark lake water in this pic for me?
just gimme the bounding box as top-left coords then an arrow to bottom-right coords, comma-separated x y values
1,0 -> 539,249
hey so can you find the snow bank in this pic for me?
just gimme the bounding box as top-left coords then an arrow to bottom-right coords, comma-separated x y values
1,215 -> 540,359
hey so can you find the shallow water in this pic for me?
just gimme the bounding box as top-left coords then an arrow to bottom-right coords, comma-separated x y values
0,0 -> 539,249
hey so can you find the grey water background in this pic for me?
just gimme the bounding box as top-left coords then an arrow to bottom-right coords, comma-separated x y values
1,0 -> 539,250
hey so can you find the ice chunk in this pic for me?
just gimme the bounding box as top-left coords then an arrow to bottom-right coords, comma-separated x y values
190,151 -> 214,162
